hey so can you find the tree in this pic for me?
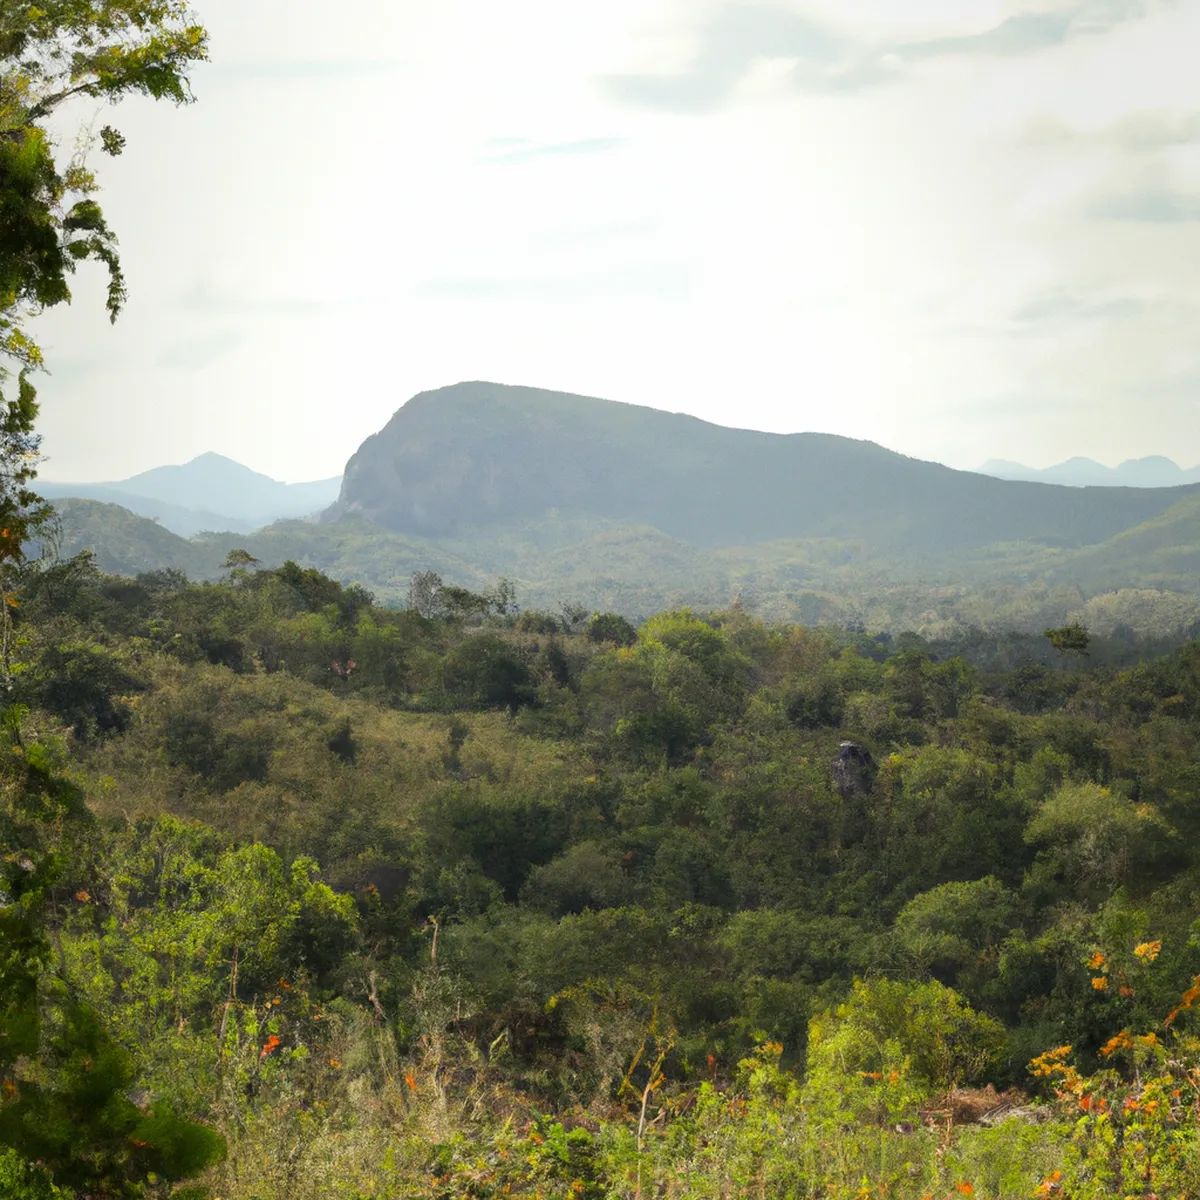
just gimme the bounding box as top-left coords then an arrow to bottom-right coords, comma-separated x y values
1044,621 -> 1090,656
0,0 -> 209,556
587,611 -> 637,647
222,547 -> 259,573
0,707 -> 225,1194
442,633 -> 534,710
807,977 -> 1005,1094
408,569 -> 444,618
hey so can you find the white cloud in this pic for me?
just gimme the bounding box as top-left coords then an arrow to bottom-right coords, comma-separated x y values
28,0 -> 1200,482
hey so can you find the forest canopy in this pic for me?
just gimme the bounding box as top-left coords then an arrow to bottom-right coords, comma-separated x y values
3,553 -> 1200,1197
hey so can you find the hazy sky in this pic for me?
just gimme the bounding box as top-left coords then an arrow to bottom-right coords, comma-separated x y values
32,0 -> 1200,482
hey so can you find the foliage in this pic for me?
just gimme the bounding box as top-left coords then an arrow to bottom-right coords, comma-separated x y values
0,0 -> 208,576
5,556 -> 1200,1193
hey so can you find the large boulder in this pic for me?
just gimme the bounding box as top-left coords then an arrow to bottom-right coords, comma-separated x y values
832,740 -> 875,800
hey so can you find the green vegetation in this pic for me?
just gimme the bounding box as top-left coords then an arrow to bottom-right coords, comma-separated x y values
52,490 -> 1200,642
42,384 -> 1200,637
1,0 -> 209,557
4,551 -> 1200,1196
8,13 -> 1200,1198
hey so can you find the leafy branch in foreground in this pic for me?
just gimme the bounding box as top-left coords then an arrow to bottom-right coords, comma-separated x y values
0,0 -> 209,562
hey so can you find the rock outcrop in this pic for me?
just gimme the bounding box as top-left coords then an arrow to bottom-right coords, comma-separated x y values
832,741 -> 875,801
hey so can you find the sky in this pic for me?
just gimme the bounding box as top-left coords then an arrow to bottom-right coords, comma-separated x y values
30,0 -> 1200,482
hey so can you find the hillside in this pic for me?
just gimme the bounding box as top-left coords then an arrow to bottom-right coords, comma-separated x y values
52,500 -> 493,598
39,383 -> 1200,636
334,381 -> 1195,550
45,493 -> 1200,639
41,452 -> 341,535
37,484 -> 262,536
35,384 -> 1200,636
10,553 -> 1200,1197
1045,491 -> 1200,592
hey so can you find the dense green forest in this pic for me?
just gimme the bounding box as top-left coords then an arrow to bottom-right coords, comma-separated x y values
5,551 -> 1200,1197
7,2 -> 1200,1197
53,492 -> 1200,641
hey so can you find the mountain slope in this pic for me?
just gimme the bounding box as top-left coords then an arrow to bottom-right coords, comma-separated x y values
335,382 -> 1196,550
118,452 -> 340,517
51,500 -> 491,596
37,484 -> 260,536
42,453 -> 342,535
1049,492 -> 1200,591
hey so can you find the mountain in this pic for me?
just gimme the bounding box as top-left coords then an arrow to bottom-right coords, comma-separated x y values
40,452 -> 342,536
35,484 -> 261,537
333,381 -> 1194,551
51,500 -> 491,596
43,383 -> 1200,634
977,455 -> 1200,488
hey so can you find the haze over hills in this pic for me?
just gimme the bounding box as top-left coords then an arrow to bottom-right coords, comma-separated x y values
42,382 -> 1200,636
977,455 -> 1200,488
39,452 -> 341,536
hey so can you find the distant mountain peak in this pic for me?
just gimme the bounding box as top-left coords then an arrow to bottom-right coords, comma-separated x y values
185,450 -> 250,467
976,455 -> 1200,488
41,453 -> 344,537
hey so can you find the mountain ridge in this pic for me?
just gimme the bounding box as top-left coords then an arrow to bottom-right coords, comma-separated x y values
39,382 -> 1200,633
977,454 -> 1200,488
333,381 -> 1196,551
41,452 -> 342,536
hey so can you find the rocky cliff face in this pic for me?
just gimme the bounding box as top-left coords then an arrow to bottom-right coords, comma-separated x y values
330,380 -> 1196,550
333,381 -> 641,535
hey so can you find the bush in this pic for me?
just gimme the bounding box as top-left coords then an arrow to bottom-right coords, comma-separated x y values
587,612 -> 637,647
442,634 -> 534,710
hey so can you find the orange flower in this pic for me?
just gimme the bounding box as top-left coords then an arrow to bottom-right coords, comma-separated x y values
1134,940 -> 1162,962
954,1183 -> 975,1196
1029,1045 -> 1074,1077
405,1072 -> 417,1090
328,1058 -> 343,1069
1037,1170 -> 1065,1196
1092,976 -> 1108,992
1087,951 -> 1106,970
1079,1095 -> 1092,1112
260,1034 -> 281,1058
1100,1031 -> 1133,1058
74,890 -> 90,902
